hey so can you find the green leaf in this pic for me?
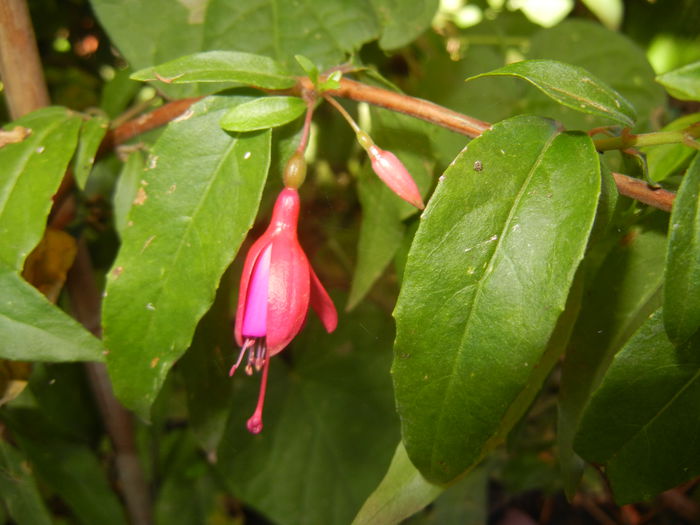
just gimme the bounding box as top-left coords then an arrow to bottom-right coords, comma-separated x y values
352,442 -> 444,525
657,60 -> 700,101
73,116 -> 109,189
0,441 -> 52,525
467,59 -> 637,126
0,107 -> 82,270
220,96 -> 305,132
665,155 -> 700,344
154,429 -> 219,525
203,0 -> 380,69
102,94 -> 271,418
557,214 -> 667,497
217,298 -> 399,525
403,464 -> 490,525
112,150 -> 144,236
393,115 -> 600,484
0,266 -> 104,362
371,0 -> 440,50
525,20 -> 664,131
348,168 -> 406,311
645,113 -> 700,182
6,409 -> 128,525
574,309 -> 700,504
294,54 -> 319,84
131,50 -> 296,89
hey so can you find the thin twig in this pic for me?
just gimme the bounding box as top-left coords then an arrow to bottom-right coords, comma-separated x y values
66,239 -> 152,525
108,77 -> 676,212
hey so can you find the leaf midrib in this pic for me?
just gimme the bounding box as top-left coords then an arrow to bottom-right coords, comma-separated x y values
428,129 -> 559,473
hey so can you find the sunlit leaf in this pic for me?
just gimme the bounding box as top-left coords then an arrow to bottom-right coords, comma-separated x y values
657,60 -> 700,101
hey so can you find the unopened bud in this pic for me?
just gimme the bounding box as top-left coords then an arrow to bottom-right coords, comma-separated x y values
283,151 -> 307,189
368,146 -> 425,210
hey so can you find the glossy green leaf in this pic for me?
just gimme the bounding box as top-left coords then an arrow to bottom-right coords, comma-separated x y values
575,309 -> 700,504
220,96 -> 305,132
526,20 -> 664,131
0,107 -> 81,270
558,214 -> 667,497
467,59 -> 637,126
102,94 -> 271,418
371,0 -> 439,50
112,150 -> 144,236
131,50 -> 296,89
0,266 -> 104,362
7,409 -> 128,525
645,113 -> 700,182
657,60 -> 700,101
352,442 -> 444,525
217,298 -> 399,525
0,441 -> 52,525
393,115 -> 600,484
348,107 -> 434,310
665,155 -> 700,343
73,116 -> 109,189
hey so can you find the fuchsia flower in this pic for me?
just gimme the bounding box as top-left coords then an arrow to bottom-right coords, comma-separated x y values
367,145 -> 424,210
233,187 -> 337,434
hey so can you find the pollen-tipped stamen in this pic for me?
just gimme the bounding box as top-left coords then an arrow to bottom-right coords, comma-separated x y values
246,353 -> 271,434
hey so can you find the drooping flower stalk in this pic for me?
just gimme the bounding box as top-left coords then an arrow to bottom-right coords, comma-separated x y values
233,187 -> 337,434
324,95 -> 425,209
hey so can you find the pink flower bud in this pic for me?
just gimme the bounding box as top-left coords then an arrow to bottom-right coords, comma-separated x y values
232,188 -> 337,433
368,146 -> 424,210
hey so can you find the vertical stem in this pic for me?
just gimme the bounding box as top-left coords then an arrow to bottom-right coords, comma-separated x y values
0,2 -> 152,523
67,241 -> 153,525
0,0 -> 50,118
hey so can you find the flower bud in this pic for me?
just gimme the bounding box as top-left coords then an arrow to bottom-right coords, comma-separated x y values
282,151 -> 307,189
368,146 -> 425,210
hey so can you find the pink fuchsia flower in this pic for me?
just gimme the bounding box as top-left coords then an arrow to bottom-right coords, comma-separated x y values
367,145 -> 424,210
233,187 -> 337,434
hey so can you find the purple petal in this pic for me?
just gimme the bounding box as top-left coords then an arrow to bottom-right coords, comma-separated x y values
242,243 -> 272,337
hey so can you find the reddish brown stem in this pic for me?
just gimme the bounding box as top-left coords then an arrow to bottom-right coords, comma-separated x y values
107,78 -> 676,212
